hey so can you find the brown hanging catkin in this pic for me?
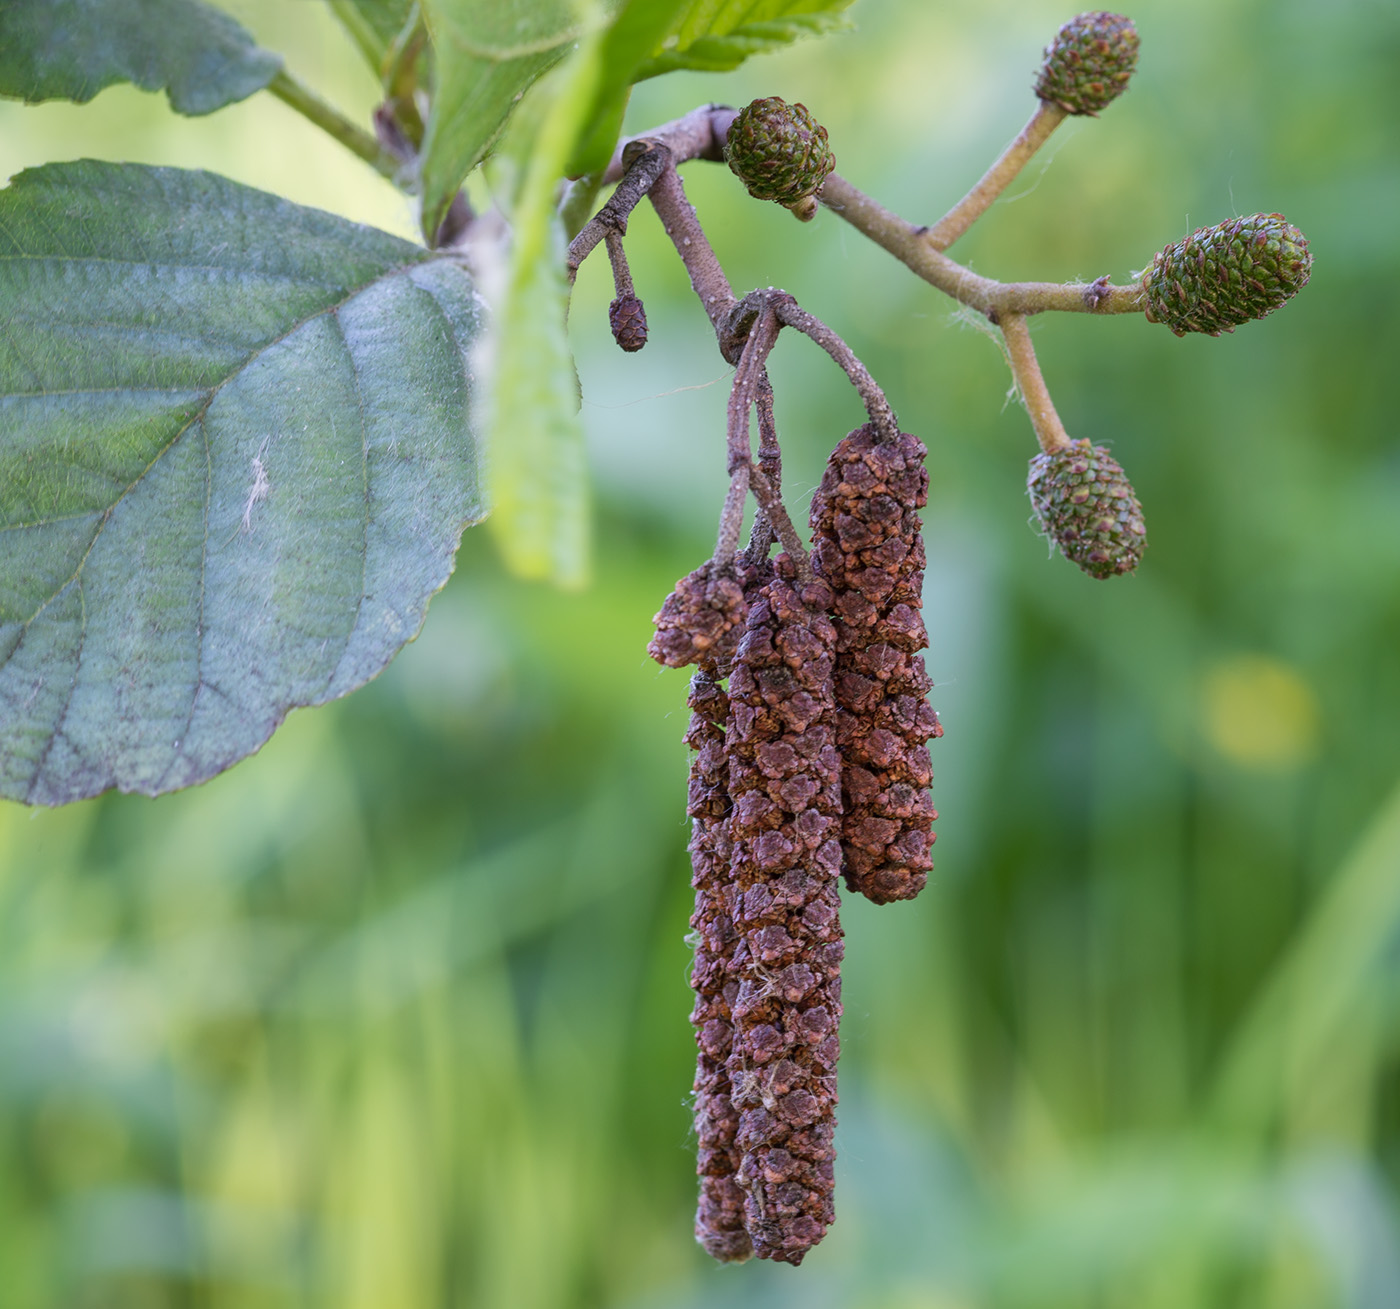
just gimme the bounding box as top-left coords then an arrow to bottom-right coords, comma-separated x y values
724,560 -> 844,1265
681,556 -> 776,1261
685,670 -> 754,1261
648,561 -> 750,670
809,425 -> 942,904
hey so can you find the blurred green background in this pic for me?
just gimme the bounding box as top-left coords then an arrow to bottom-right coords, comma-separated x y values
2,0 -> 1398,1305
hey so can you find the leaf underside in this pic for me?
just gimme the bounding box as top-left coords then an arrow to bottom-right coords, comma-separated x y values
0,162 -> 485,805
0,0 -> 281,115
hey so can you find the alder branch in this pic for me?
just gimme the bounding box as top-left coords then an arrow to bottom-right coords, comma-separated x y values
604,232 -> 635,298
923,102 -> 1067,251
566,140 -> 673,284
267,70 -> 401,183
1000,313 -> 1072,454
717,303 -> 780,562
646,164 -> 739,345
770,299 -> 898,441
818,172 -> 1144,318
745,373 -> 782,562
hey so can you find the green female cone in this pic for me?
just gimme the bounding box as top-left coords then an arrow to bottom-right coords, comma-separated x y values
1143,213 -> 1312,337
725,96 -> 835,208
1035,12 -> 1139,116
1028,439 -> 1146,579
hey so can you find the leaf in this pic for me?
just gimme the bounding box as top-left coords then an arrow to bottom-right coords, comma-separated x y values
478,35 -> 605,587
566,0 -> 690,175
0,0 -> 281,116
324,0 -> 419,69
568,0 -> 853,176
0,162 -> 485,805
418,0 -> 592,242
632,0 -> 854,79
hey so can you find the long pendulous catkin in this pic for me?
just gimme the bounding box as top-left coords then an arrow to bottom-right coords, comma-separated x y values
724,561 -> 843,1265
686,671 -> 753,1263
809,425 -> 942,905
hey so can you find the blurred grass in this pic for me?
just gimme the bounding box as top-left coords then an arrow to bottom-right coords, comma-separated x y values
2,0 -> 1400,1305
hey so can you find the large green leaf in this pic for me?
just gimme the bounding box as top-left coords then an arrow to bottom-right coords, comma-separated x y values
418,0 -> 617,242
633,0 -> 854,78
0,0 -> 280,116
0,162 -> 485,805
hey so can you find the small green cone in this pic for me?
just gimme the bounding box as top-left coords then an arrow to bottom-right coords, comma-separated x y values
1035,12 -> 1139,116
1028,439 -> 1146,579
1143,213 -> 1312,337
724,96 -> 835,208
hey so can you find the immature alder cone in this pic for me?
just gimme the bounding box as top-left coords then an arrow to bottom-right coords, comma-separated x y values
1028,438 -> 1146,579
1035,12 -> 1139,116
1142,213 -> 1312,337
810,426 -> 941,905
724,562 -> 843,1265
685,673 -> 754,1263
725,96 -> 835,208
609,293 -> 648,352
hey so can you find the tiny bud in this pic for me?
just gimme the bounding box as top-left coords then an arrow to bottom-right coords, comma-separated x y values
724,97 -> 835,207
1142,213 -> 1312,337
1035,12 -> 1139,116
608,293 -> 648,352
1028,438 -> 1146,579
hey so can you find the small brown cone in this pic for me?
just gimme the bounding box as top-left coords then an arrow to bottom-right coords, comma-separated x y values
609,293 -> 648,352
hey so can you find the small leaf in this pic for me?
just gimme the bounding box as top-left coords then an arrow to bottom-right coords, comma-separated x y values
0,0 -> 281,116
566,0 -> 689,175
633,0 -> 854,79
0,162 -> 485,804
418,0 -> 595,242
324,0 -> 419,71
568,0 -> 853,176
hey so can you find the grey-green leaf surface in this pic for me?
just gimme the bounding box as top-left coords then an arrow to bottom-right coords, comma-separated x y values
632,0 -> 854,79
0,162 -> 485,805
418,0 -> 613,242
0,0 -> 281,116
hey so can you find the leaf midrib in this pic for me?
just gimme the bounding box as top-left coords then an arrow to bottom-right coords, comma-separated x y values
1,253 -> 438,634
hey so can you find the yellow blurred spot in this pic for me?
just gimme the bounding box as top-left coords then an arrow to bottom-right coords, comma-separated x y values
1203,655 -> 1320,770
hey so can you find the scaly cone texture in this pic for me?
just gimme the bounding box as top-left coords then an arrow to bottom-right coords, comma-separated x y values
1034,12 -> 1139,116
1028,438 -> 1146,578
686,672 -> 754,1264
609,293 -> 648,352
649,561 -> 750,670
1142,213 -> 1312,337
725,561 -> 844,1265
724,96 -> 835,208
809,426 -> 942,905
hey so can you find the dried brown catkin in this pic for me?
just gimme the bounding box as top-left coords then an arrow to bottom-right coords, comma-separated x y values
724,561 -> 844,1265
648,561 -> 749,670
685,671 -> 753,1263
809,425 -> 942,904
